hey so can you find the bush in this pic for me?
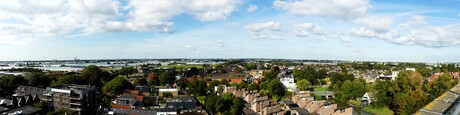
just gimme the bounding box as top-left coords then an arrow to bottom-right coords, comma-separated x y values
311,93 -> 323,100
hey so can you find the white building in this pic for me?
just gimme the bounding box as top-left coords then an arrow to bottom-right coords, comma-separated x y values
280,75 -> 297,92
406,68 -> 416,71
378,71 -> 399,80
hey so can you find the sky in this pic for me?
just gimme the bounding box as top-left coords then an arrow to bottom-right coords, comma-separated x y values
1,0 -> 460,62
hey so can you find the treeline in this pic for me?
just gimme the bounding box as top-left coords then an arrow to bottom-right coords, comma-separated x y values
373,71 -> 458,115
293,66 -> 328,85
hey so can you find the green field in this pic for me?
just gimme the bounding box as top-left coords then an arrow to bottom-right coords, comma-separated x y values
362,106 -> 394,115
160,64 -> 204,69
314,87 -> 331,92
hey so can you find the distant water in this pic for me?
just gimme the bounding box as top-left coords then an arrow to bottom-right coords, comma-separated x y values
35,67 -> 82,71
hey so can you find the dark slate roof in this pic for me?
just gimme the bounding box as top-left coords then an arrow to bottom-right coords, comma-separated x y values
242,109 -> 256,115
166,97 -> 197,110
296,108 -> 309,115
0,99 -> 14,106
108,106 -> 177,115
2,106 -> 41,115
0,106 -> 9,113
284,100 -> 300,110
15,86 -> 45,96
109,109 -> 157,115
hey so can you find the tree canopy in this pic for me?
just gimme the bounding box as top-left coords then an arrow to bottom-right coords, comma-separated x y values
188,79 -> 207,96
293,67 -> 328,85
296,79 -> 310,91
102,77 -> 133,95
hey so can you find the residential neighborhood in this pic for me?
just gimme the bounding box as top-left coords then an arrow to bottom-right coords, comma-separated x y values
0,59 -> 459,115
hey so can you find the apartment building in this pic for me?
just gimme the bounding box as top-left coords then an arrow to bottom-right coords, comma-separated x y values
43,84 -> 96,115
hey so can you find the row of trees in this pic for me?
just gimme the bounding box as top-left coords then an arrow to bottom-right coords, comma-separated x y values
332,79 -> 367,102
204,93 -> 243,115
373,71 -> 458,115
293,66 -> 328,85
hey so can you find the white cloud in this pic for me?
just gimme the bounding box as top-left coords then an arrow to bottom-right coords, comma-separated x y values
244,21 -> 283,40
351,16 -> 460,47
186,0 -> 242,21
0,0 -> 242,45
216,40 -> 225,47
183,45 -> 196,50
353,15 -> 393,32
247,4 -> 258,12
331,33 -> 352,45
0,0 -> 121,45
273,0 -> 370,19
458,13 -> 460,17
292,23 -> 323,37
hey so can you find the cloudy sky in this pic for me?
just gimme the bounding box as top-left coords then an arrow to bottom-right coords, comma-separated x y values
1,0 -> 460,62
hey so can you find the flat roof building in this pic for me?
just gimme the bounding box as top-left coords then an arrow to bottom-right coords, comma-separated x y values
44,84 -> 97,115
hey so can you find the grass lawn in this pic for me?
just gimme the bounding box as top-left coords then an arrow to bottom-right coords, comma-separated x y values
160,64 -> 204,69
314,87 -> 331,92
362,106 -> 394,115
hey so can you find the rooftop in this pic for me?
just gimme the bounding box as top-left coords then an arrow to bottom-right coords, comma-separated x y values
2,106 -> 41,115
418,83 -> 460,115
166,97 -> 196,103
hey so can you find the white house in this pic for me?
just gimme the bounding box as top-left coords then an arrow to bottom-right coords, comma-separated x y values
362,92 -> 374,106
378,71 -> 399,80
280,75 -> 297,91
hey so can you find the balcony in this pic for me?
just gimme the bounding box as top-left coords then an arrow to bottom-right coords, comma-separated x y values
70,102 -> 81,106
70,108 -> 82,111
69,96 -> 81,100
41,98 -> 52,102
43,93 -> 52,96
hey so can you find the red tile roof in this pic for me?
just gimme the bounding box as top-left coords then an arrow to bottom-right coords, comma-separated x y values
136,96 -> 144,101
229,78 -> 243,83
147,73 -> 156,81
111,104 -> 130,109
428,72 -> 459,82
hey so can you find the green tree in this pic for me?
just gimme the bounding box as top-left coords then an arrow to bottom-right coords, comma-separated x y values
234,68 -> 244,73
247,83 -> 259,91
373,80 -> 393,106
205,93 -> 219,113
208,80 -> 220,92
246,63 -> 257,70
374,71 -> 426,115
268,80 -> 286,97
118,66 -> 138,77
189,80 -> 207,96
82,65 -> 111,87
0,75 -> 28,94
263,67 -> 280,80
102,77 -> 133,95
159,71 -> 177,85
230,98 -> 243,114
133,78 -> 147,86
176,78 -> 187,90
427,73 -> 457,100
296,79 -> 310,91
220,79 -> 230,86
259,81 -> 269,90
56,75 -> 87,85
163,92 -> 173,98
186,67 -> 200,78
148,75 -> 160,86
339,80 -> 353,102
237,81 -> 248,89
351,79 -> 366,98
23,72 -> 50,87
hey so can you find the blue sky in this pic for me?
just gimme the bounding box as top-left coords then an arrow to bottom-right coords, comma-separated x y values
0,0 -> 460,62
